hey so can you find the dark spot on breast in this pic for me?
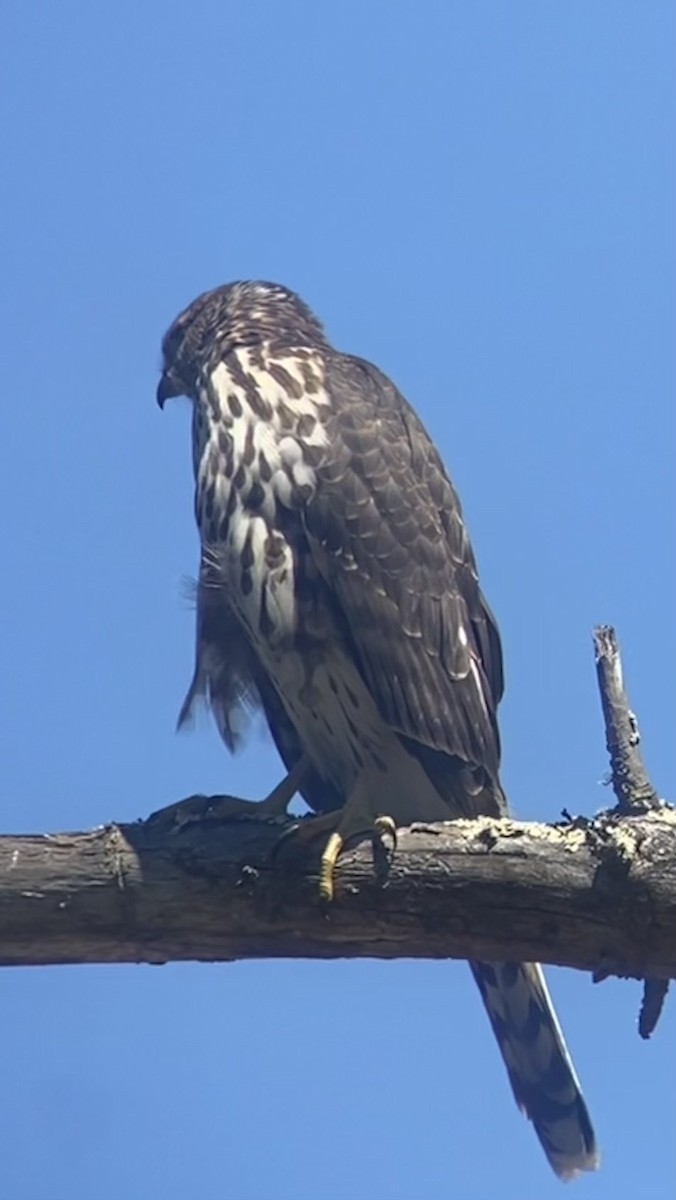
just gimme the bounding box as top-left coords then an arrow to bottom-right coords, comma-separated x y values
241,571 -> 253,596
240,538 -> 254,569
259,452 -> 272,482
228,392 -> 243,418
298,360 -> 320,394
247,381 -> 272,420
207,444 -> 222,474
297,412 -> 317,439
268,361 -> 303,400
225,487 -> 238,520
233,464 -> 247,490
218,428 -> 233,456
246,481 -> 266,509
221,444 -> 235,481
207,390 -> 222,421
226,356 -> 249,391
243,422 -> 255,465
278,403 -> 295,431
264,533 -> 286,566
218,514 -> 230,540
302,443 -> 324,469
328,675 -> 339,695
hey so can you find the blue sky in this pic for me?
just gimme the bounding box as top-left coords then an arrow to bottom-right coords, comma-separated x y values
2,3 -> 674,1198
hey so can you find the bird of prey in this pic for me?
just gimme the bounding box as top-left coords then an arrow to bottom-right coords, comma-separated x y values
157,280 -> 598,1179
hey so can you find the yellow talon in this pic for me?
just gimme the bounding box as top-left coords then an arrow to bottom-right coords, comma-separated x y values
319,831 -> 344,903
373,814 -> 397,842
372,814 -> 398,881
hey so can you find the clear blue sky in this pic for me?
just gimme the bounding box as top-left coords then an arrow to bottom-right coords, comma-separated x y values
2,4 -> 674,1198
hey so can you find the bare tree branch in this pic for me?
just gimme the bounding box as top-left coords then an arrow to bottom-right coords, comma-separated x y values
1,806 -> 676,974
0,625 -> 671,991
593,626 -> 662,813
592,625 -> 670,1035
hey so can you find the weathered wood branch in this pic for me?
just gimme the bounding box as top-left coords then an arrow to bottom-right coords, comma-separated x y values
593,626 -> 662,814
0,625 -> 671,993
592,625 -> 670,1034
1,806 -> 675,974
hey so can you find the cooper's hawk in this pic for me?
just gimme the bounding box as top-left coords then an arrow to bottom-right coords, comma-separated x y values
157,281 -> 598,1179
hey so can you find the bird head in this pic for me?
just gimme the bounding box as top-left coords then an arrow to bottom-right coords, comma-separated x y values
156,280 -> 328,407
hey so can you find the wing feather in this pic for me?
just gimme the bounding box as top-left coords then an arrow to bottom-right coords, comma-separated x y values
304,353 -> 504,791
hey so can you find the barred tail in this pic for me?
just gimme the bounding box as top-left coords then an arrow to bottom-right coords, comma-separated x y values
470,960 -> 599,1179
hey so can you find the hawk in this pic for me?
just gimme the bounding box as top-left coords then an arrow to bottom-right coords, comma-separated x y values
157,281 -> 598,1179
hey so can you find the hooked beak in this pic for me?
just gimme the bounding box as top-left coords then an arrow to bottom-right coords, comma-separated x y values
156,367 -> 183,408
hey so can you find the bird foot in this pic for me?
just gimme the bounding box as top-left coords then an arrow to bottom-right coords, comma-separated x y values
275,811 -> 399,903
319,814 -> 398,902
147,757 -> 310,832
146,791 -> 286,832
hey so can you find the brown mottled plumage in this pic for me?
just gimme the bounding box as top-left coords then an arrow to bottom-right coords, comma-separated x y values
158,280 -> 598,1179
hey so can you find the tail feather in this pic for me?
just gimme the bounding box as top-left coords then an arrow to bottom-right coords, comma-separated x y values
470,960 -> 599,1180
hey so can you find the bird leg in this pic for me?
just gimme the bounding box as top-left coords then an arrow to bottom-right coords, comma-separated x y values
146,756 -> 311,831
258,755 -> 312,815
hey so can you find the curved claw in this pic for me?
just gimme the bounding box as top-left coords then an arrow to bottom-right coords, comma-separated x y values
319,832 -> 344,904
371,814 -> 398,883
271,819 -> 344,903
319,816 -> 399,903
270,809 -> 399,904
269,810 -> 341,865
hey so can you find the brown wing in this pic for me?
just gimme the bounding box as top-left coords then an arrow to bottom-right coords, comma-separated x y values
304,352 -> 505,813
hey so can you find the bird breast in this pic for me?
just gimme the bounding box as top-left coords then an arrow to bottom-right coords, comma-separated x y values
192,347 -> 330,652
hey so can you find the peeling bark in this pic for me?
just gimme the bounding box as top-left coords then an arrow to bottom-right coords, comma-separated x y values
1,807 -> 675,976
